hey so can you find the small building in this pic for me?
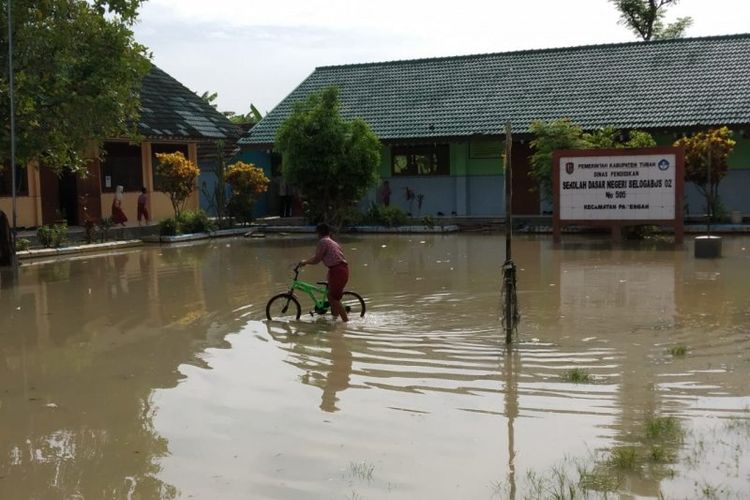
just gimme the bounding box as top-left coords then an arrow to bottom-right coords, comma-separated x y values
240,34 -> 750,217
0,65 -> 240,228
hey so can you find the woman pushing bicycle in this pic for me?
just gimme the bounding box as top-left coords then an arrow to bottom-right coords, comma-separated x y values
298,223 -> 349,322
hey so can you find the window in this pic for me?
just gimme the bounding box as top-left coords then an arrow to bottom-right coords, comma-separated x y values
152,143 -> 190,190
101,142 -> 143,192
0,163 -> 28,196
391,144 -> 450,176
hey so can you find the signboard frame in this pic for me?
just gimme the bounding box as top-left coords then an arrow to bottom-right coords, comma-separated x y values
552,146 -> 684,244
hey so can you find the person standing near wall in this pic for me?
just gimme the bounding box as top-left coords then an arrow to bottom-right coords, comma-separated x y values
279,177 -> 292,217
380,180 -> 392,206
137,186 -> 150,226
111,185 -> 128,226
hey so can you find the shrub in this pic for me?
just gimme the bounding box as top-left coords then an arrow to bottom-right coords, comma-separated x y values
16,238 -> 31,251
98,217 -> 114,242
225,161 -> 270,224
179,210 -> 215,234
363,203 -> 407,227
37,224 -> 68,248
159,210 -> 215,236
159,217 -> 179,236
380,206 -> 408,227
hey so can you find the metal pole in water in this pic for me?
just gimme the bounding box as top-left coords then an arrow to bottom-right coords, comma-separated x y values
502,122 -> 518,344
7,0 -> 18,268
706,148 -> 712,237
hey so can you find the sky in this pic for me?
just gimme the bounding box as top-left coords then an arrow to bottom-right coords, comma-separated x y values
133,0 -> 750,116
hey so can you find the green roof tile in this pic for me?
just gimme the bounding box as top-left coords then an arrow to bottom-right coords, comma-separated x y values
240,34 -> 750,146
139,66 -> 240,141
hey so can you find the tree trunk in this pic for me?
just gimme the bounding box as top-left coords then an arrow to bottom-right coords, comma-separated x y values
0,211 -> 14,267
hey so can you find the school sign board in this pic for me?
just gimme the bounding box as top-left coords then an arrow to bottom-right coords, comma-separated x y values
552,147 -> 684,243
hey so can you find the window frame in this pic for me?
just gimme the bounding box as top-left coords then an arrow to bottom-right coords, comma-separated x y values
100,141 -> 144,193
390,144 -> 450,176
0,163 -> 29,197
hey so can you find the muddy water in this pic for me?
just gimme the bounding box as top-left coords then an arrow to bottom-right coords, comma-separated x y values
1,235 -> 749,499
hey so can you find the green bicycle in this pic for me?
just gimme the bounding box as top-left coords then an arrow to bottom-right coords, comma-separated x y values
265,264 -> 366,321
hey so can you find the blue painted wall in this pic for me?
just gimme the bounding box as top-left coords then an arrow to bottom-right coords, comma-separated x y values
223,150 -> 273,218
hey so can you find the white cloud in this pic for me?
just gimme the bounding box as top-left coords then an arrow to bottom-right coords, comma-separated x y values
133,0 -> 750,114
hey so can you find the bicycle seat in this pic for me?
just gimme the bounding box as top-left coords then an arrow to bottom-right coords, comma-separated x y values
317,281 -> 328,286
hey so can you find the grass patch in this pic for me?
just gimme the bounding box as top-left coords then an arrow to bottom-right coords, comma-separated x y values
348,461 -> 374,481
645,416 -> 684,442
608,446 -> 640,471
648,445 -> 676,464
561,368 -> 593,383
669,345 -> 687,357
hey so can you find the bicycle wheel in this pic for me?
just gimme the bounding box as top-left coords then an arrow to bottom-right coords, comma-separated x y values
266,293 -> 301,321
341,291 -> 366,318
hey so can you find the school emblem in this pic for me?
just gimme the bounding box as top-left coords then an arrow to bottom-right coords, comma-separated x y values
565,162 -> 575,175
658,159 -> 670,171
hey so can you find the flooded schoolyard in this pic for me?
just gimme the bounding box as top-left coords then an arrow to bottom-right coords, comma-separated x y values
1,234 -> 749,499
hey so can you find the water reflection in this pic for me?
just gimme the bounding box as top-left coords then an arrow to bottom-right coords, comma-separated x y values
1,235 -> 749,498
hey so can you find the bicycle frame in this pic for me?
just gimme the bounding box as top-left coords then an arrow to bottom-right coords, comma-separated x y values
289,265 -> 329,313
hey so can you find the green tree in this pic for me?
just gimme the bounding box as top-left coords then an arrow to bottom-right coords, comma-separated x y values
609,0 -> 693,41
200,91 -> 263,127
228,104 -> 263,127
674,127 -> 736,220
530,119 -> 656,202
276,86 -> 381,226
0,0 -> 150,175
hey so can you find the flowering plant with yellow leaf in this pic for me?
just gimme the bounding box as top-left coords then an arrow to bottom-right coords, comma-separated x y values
674,127 -> 736,219
226,161 -> 270,195
155,151 -> 201,216
225,161 -> 270,222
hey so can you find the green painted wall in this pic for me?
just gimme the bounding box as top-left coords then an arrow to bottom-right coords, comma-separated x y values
729,136 -> 750,169
380,141 -> 503,178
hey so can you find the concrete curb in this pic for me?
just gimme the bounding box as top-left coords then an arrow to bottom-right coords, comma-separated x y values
263,225 -> 461,234
17,240 -> 143,260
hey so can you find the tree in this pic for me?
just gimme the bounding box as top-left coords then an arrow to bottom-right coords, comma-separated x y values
0,0 -> 150,175
609,0 -> 693,41
201,90 -> 264,127
155,152 -> 200,217
674,127 -> 736,220
275,86 -> 381,226
530,119 -> 656,202
225,161 -> 269,223
227,104 -> 263,127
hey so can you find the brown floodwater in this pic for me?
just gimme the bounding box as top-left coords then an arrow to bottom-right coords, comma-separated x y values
1,234 -> 749,499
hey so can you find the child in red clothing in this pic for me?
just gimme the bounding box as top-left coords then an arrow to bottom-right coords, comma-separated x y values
299,223 -> 349,322
137,186 -> 150,225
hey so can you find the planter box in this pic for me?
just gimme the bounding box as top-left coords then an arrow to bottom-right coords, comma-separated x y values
17,240 -> 143,260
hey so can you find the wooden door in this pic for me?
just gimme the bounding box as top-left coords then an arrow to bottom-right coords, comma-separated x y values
510,142 -> 540,215
39,167 -> 60,225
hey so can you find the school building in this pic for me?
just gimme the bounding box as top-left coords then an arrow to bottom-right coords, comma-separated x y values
0,65 -> 240,228
239,34 -> 750,218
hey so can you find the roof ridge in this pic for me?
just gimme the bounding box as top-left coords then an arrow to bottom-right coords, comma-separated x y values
315,32 -> 750,70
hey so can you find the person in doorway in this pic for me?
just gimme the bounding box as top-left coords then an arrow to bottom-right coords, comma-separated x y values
380,180 -> 392,207
137,186 -> 150,226
111,185 -> 128,226
298,223 -> 349,322
279,177 -> 292,217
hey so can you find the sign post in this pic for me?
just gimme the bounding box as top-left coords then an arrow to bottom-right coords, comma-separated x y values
502,123 -> 519,344
552,147 -> 684,245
